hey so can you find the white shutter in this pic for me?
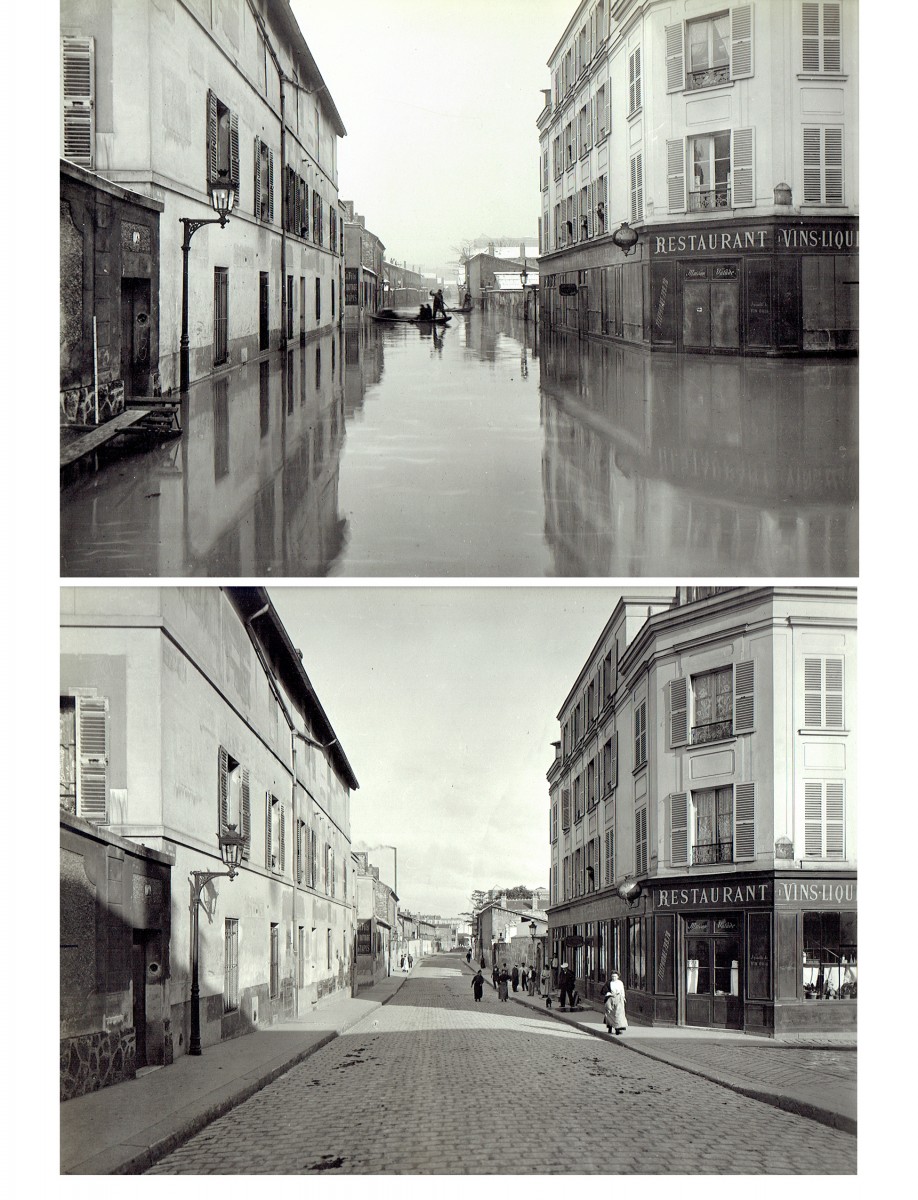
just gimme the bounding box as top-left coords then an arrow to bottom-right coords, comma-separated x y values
603,86 -> 611,137
825,781 -> 845,859
629,46 -> 641,113
669,677 -> 688,746
265,792 -> 273,867
267,146 -> 275,222
241,768 -> 251,858
734,782 -> 755,861
665,23 -> 684,92
824,127 -> 844,205
731,4 -> 753,79
254,138 -> 262,221
803,3 -> 841,72
824,657 -> 844,727
802,3 -> 821,71
77,696 -> 108,823
734,660 -> 755,733
278,803 -> 286,873
666,139 -> 686,213
804,656 -> 824,725
803,127 -> 823,204
562,788 -> 571,831
229,111 -> 240,191
630,152 -> 643,223
670,793 -> 688,865
732,127 -> 755,207
804,780 -> 825,856
62,36 -> 95,169
605,827 -> 615,885
822,3 -> 842,71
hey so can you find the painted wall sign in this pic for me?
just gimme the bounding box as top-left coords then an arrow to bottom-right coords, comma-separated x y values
685,267 -> 707,279
775,880 -> 856,907
713,265 -> 738,279
655,882 -> 772,909
652,226 -> 859,256
344,267 -> 359,305
559,282 -> 579,295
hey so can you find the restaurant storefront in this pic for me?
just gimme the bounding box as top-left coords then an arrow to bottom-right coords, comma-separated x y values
540,215 -> 858,357
549,871 -> 856,1035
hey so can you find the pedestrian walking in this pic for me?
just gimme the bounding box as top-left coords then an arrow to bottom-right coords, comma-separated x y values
408,953 -> 413,969
511,965 -> 519,993
603,971 -> 628,1035
498,963 -> 510,1002
480,955 -> 486,969
558,962 -> 575,1010
471,970 -> 485,1002
540,966 -> 550,997
466,949 -> 472,964
400,955 -> 405,969
492,962 -> 499,989
527,967 -> 536,996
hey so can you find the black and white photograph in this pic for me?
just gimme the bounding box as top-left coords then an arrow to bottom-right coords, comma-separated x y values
38,0 -> 876,1184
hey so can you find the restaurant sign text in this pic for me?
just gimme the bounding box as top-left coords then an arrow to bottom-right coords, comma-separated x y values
655,882 -> 772,909
652,227 -> 859,256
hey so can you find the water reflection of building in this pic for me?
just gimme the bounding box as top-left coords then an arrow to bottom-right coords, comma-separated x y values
548,586 -> 856,1035
540,333 -> 857,575
343,323 -> 384,419
60,332 -> 350,576
538,1 -> 858,355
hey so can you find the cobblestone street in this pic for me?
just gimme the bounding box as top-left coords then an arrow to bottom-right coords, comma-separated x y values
148,955 -> 856,1174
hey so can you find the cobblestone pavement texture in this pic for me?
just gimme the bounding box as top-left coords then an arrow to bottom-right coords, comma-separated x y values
148,956 -> 856,1175
632,1039 -> 856,1096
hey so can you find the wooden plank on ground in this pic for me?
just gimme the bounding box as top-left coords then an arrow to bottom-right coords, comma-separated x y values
60,408 -> 153,468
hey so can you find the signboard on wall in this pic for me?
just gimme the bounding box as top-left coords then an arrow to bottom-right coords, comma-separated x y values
357,919 -> 372,955
345,267 -> 359,306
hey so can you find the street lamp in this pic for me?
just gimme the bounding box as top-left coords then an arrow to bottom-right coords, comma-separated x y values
179,185 -> 237,394
189,823 -> 246,1056
611,221 -> 639,257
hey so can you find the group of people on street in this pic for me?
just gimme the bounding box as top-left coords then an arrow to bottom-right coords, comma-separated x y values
399,953 -> 414,973
470,958 -> 627,1035
418,289 -> 446,321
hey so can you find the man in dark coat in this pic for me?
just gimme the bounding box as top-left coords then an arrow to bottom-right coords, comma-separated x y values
498,963 -> 510,1001
511,965 -> 519,992
558,962 -> 575,1009
471,970 -> 485,1002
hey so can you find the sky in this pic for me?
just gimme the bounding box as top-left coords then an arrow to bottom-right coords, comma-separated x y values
271,585 -> 635,917
292,0 -> 575,276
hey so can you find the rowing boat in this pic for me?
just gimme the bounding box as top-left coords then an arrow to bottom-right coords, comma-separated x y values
371,310 -> 451,325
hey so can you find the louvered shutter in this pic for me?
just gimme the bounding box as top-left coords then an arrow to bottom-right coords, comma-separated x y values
296,822 -> 303,882
265,793 -> 273,868
218,745 -> 229,831
253,138 -> 262,220
730,4 -> 753,79
734,782 -> 755,860
605,827 -> 614,885
670,793 -> 688,865
561,788 -> 571,831
267,147 -> 274,222
629,47 -> 641,113
310,828 -> 317,887
610,729 -> 618,790
825,781 -> 845,858
241,767 -> 251,858
804,657 -> 823,725
803,127 -> 823,204
666,139 -> 686,213
824,657 -> 844,727
804,780 -> 824,856
331,849 -> 336,897
803,3 -> 840,72
665,23 -> 684,92
802,3 -> 821,71
278,803 -> 285,873
62,37 -> 95,168
732,127 -> 755,207
636,807 -> 648,874
303,183 -> 309,238
587,182 -> 594,238
603,87 -> 610,137
734,660 -> 755,733
669,677 -> 688,746
631,152 -> 644,223
207,91 -> 219,185
229,111 -> 240,190
587,96 -> 593,149
77,696 -> 108,824
822,3 -> 841,71
823,128 -> 844,205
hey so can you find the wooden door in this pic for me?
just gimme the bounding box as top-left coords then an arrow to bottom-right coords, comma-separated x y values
131,933 -> 147,1068
120,278 -> 151,396
683,281 -> 711,349
259,272 -> 270,351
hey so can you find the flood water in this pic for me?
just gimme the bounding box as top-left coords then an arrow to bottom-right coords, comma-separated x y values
60,312 -> 857,577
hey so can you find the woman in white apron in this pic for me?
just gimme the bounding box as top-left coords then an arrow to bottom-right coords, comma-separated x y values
603,971 -> 628,1035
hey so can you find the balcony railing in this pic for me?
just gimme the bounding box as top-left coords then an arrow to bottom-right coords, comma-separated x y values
689,187 -> 731,212
693,840 -> 733,865
687,65 -> 730,90
691,719 -> 733,745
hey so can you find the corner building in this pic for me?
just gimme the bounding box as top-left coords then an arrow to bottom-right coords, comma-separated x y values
538,1 -> 858,354
547,587 -> 856,1035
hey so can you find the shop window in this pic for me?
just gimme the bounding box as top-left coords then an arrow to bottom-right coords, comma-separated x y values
693,785 -> 733,864
627,917 -> 646,990
803,911 -> 856,999
224,919 -> 239,1012
269,923 -> 279,998
802,3 -> 842,74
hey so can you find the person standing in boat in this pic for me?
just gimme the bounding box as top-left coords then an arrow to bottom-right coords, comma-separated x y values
431,288 -> 446,319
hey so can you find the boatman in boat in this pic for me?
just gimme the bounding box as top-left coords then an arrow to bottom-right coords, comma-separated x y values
431,288 -> 446,319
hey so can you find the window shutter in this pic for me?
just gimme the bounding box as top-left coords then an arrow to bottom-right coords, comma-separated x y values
629,47 -> 642,112
825,781 -> 845,859
267,147 -> 275,222
605,827 -> 614,885
206,91 -> 219,186
630,152 -> 643,223
331,849 -> 336,897
730,4 -> 753,79
310,828 -> 317,887
218,745 -> 229,831
241,767 -> 251,858
732,127 -> 755,207
636,806 -> 648,874
229,111 -> 240,190
734,782 -> 755,860
802,3 -> 821,71
296,823 -> 303,883
77,696 -> 108,824
278,803 -> 285,873
669,677 -> 688,746
603,87 -> 610,136
587,182 -> 594,238
824,657 -> 844,727
822,3 -> 841,71
253,139 -> 262,221
561,788 -> 571,831
62,36 -> 95,168
666,139 -> 686,214
665,23 -> 684,92
823,127 -> 844,205
670,793 -> 688,865
804,780 -> 824,856
804,656 -> 823,725
265,792 -> 273,868
733,660 -> 755,733
610,729 -> 618,790
303,182 -> 309,238
803,127 -> 823,204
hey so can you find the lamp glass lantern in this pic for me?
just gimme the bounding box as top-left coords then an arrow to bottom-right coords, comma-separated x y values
611,221 -> 639,256
210,186 -> 237,226
218,823 -> 246,876
520,264 -> 529,289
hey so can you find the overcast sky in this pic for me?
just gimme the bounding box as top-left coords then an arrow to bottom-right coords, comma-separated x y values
272,586 -> 637,917
292,0 -> 575,276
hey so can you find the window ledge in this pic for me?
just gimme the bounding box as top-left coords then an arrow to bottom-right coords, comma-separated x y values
683,80 -> 735,96
796,73 -> 849,82
627,106 -> 642,121
687,735 -> 737,751
798,727 -> 849,736
632,762 -> 647,776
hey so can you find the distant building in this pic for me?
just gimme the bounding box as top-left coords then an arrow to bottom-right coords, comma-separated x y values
465,252 -> 529,304
353,853 -> 397,985
60,587 -> 359,1097
342,202 -> 385,319
548,586 -> 856,1034
476,903 -> 549,975
538,1 -> 858,354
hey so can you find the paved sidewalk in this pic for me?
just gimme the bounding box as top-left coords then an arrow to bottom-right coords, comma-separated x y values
465,961 -> 856,1135
60,971 -> 409,1175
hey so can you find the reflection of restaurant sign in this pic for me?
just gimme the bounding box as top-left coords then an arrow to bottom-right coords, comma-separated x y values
775,880 -> 856,908
652,226 -> 858,256
559,283 -> 579,295
345,267 -> 359,305
655,882 -> 771,909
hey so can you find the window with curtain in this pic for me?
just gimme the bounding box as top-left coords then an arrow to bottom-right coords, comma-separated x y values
693,785 -> 733,864
803,911 -> 856,999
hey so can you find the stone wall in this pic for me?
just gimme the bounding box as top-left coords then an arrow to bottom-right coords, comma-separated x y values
60,1027 -> 135,1102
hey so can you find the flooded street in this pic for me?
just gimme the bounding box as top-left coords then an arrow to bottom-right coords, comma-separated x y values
60,313 -> 857,577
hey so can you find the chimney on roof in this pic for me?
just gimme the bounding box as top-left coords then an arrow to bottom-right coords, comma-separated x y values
488,242 -> 495,255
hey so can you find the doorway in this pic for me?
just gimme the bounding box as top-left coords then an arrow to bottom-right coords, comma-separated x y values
120,278 -> 151,396
259,272 -> 270,351
682,264 -> 740,351
684,915 -> 742,1028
